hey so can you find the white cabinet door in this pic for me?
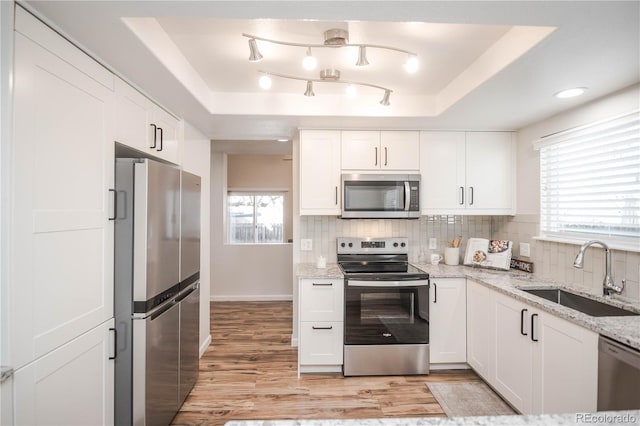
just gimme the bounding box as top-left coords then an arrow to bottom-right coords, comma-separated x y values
429,278 -> 466,364
115,78 -> 182,164
299,279 -> 344,322
299,321 -> 344,365
533,313 -> 598,414
420,131 -> 514,214
13,320 -> 115,426
341,130 -> 380,170
492,292 -> 534,414
11,31 -> 115,369
465,132 -> 513,212
465,280 -> 493,379
299,130 -> 341,215
420,132 -> 466,214
380,131 -> 420,170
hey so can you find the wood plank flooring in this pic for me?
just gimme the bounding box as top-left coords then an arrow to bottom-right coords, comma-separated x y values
171,301 -> 481,426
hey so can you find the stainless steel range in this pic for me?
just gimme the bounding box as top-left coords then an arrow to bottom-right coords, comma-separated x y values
337,237 -> 430,376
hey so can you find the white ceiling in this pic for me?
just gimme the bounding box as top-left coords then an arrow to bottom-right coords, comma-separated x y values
23,1 -> 640,147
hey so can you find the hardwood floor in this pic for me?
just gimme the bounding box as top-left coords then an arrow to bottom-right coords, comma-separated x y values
172,301 -> 481,426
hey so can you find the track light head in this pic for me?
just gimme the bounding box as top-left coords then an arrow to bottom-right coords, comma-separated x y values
304,81 -> 315,97
248,38 -> 263,62
380,90 -> 391,106
356,46 -> 369,66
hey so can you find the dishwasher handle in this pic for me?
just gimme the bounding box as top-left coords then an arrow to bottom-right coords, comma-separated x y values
599,336 -> 640,369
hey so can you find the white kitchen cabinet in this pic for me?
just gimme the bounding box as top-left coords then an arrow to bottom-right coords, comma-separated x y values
466,279 -> 598,415
299,130 -> 342,215
342,131 -> 420,171
11,14 -> 114,370
429,278 -> 467,365
298,279 -> 344,373
13,319 -> 115,426
492,291 -> 535,413
465,279 -> 493,379
115,77 -> 182,164
532,311 -> 598,414
420,131 -> 514,215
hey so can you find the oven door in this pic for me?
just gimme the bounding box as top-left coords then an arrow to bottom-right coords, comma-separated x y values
345,279 -> 429,345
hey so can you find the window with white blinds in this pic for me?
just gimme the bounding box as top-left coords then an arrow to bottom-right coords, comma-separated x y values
535,110 -> 640,246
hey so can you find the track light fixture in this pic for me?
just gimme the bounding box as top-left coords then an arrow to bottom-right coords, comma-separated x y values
248,38 -> 263,62
258,68 -> 392,106
243,29 -> 418,72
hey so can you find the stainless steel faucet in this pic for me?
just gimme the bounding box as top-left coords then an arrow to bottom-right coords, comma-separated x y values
573,240 -> 624,297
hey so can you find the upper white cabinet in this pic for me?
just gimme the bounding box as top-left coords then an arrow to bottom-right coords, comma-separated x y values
429,278 -> 467,364
11,21 -> 115,370
115,78 -> 181,164
299,130 -> 342,215
342,131 -> 420,171
420,132 -> 515,215
466,279 -> 598,415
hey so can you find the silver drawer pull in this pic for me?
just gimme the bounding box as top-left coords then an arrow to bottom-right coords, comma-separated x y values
312,282 -> 333,286
312,326 -> 333,330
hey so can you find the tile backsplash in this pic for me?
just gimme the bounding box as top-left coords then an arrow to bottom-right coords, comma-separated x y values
299,214 -> 640,302
492,214 -> 640,302
298,215 -> 494,264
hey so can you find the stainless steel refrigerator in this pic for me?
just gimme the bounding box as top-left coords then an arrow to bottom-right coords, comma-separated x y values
114,158 -> 199,426
178,170 -> 201,404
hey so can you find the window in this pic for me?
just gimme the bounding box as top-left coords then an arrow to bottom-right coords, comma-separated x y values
228,192 -> 284,244
535,110 -> 640,247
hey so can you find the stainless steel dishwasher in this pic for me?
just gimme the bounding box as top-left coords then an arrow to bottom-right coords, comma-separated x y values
598,336 -> 640,410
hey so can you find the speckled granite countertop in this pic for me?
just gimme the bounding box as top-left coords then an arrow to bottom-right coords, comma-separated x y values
413,263 -> 640,350
295,262 -> 640,350
226,410 -> 640,425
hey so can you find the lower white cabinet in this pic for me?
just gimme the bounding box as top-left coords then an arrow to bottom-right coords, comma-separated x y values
466,279 -> 598,414
429,278 -> 467,364
466,280 -> 493,378
13,319 -> 115,425
298,279 -> 344,373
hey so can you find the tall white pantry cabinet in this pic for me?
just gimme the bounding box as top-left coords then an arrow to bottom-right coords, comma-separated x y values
8,8 -> 115,425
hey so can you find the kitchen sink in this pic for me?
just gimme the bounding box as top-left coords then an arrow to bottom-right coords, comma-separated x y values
521,288 -> 640,317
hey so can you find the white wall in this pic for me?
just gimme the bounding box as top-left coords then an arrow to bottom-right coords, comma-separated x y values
181,122 -> 212,354
210,151 -> 293,301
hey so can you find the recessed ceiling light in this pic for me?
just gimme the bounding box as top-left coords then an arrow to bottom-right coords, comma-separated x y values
554,87 -> 587,99
259,75 -> 272,90
276,138 -> 289,142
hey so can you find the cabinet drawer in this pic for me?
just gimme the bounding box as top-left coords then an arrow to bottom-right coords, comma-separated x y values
299,279 -> 344,322
299,321 -> 344,365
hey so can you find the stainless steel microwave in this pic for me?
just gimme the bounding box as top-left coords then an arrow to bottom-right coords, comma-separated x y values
341,174 -> 421,219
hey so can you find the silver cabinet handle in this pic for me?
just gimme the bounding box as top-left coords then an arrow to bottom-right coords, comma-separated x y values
312,282 -> 333,286
335,186 -> 338,205
374,146 -> 378,166
433,282 -> 437,303
459,187 -> 465,205
384,146 -> 388,166
469,186 -> 474,205
531,313 -> 539,342
157,127 -> 164,151
312,325 -> 333,330
108,189 -> 117,220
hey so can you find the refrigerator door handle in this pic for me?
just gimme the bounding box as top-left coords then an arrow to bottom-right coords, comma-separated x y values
109,327 -> 117,360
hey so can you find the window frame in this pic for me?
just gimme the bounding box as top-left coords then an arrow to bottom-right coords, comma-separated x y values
226,190 -> 285,245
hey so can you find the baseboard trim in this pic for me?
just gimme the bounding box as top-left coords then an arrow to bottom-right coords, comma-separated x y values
210,294 -> 293,302
199,334 -> 212,358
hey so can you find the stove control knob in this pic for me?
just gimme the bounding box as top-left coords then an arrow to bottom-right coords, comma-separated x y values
401,242 -> 406,248
340,242 -> 346,248
348,243 -> 353,248
393,242 -> 399,247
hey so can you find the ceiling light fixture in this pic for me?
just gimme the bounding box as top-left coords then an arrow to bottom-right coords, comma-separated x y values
248,38 -> 263,62
346,84 -> 358,97
258,68 -> 392,106
302,47 -> 318,70
258,74 -> 272,89
243,29 -> 418,72
554,87 -> 587,98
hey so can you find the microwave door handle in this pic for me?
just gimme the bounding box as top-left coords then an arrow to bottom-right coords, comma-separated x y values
404,181 -> 411,211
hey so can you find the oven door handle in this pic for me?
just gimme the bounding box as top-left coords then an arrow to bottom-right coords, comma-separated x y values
348,279 -> 429,287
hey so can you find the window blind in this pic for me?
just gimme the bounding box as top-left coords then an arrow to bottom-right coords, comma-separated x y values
536,110 -> 640,243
